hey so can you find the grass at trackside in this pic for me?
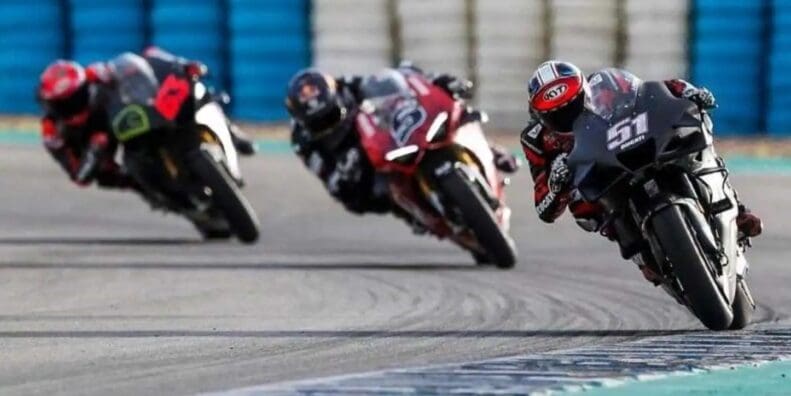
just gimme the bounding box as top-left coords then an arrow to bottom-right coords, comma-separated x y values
2,130 -> 791,173
567,359 -> 791,396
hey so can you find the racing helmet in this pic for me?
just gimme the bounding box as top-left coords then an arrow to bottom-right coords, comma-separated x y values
285,69 -> 353,141
38,60 -> 91,125
528,60 -> 588,133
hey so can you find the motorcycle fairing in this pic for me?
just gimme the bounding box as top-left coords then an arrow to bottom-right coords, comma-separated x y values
569,81 -> 700,202
105,53 -> 242,182
356,70 -> 461,173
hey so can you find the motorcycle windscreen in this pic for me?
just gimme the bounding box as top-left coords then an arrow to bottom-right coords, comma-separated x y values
106,53 -> 163,142
359,70 -> 426,147
108,53 -> 159,105
586,68 -> 642,122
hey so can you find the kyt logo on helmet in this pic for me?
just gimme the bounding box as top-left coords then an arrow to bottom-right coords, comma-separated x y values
542,83 -> 568,101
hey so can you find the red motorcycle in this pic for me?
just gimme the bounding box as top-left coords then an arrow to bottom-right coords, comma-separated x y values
355,69 -> 517,268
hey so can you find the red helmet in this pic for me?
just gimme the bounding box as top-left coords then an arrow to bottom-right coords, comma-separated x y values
38,60 -> 91,125
528,60 -> 588,132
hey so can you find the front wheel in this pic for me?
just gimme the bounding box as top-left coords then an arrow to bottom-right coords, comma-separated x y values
651,205 -> 733,330
437,169 -> 517,269
188,150 -> 260,243
729,279 -> 754,330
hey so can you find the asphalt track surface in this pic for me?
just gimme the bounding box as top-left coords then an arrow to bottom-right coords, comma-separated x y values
0,144 -> 788,395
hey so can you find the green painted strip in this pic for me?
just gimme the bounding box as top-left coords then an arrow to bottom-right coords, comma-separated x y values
0,129 -> 293,154
567,358 -> 791,396
255,139 -> 292,154
0,131 -> 40,145
725,155 -> 791,174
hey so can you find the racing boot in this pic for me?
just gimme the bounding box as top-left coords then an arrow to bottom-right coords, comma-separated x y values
632,252 -> 663,286
490,144 -> 520,174
228,123 -> 256,156
736,204 -> 762,238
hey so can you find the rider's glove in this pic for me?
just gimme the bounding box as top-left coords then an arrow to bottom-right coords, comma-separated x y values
185,61 -> 208,79
684,87 -> 717,110
432,74 -> 474,100
548,153 -> 571,194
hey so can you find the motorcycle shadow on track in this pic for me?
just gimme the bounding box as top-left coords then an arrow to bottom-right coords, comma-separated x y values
0,237 -> 201,246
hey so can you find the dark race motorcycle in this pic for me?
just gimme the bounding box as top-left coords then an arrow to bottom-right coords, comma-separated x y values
354,69 -> 517,268
100,52 -> 259,243
567,69 -> 754,330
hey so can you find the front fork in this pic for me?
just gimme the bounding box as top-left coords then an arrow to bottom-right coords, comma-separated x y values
628,160 -> 744,303
419,146 -> 502,220
391,146 -> 505,243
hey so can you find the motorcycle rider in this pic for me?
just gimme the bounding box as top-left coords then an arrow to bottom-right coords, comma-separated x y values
286,64 -> 519,221
37,46 -> 255,189
520,60 -> 763,282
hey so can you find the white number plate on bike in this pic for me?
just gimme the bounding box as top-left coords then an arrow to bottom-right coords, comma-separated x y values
606,112 -> 648,151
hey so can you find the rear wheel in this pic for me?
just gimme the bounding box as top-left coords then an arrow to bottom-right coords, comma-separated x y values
438,169 -> 516,269
729,280 -> 753,330
188,150 -> 260,243
651,205 -> 733,330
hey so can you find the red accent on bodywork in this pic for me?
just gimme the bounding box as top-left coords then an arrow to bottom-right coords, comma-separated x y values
356,73 -> 460,174
388,175 -> 452,238
155,75 -> 190,121
355,71 -> 509,241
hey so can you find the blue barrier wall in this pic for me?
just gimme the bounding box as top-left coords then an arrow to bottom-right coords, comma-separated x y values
229,0 -> 310,121
691,0 -> 767,135
69,0 -> 145,65
0,0 -> 311,120
0,1 -> 786,132
150,0 -> 227,90
769,0 -> 791,135
0,0 -> 63,113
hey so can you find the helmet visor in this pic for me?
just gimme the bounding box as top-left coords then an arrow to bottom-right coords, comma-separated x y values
538,92 -> 585,132
42,84 -> 89,119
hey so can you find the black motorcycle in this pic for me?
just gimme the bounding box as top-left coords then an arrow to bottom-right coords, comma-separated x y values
567,69 -> 754,330
100,52 -> 259,243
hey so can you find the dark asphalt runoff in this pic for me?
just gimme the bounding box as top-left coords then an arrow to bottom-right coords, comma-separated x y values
0,144 -> 788,395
